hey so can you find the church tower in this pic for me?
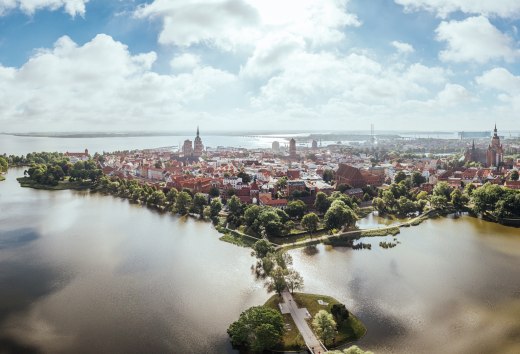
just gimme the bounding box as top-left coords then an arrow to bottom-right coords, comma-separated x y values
193,126 -> 204,157
486,124 -> 504,168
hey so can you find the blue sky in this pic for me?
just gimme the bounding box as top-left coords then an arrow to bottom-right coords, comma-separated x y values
0,0 -> 519,132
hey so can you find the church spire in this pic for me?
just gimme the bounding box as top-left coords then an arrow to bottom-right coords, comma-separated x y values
472,140 -> 475,149
493,123 -> 498,137
196,126 -> 199,137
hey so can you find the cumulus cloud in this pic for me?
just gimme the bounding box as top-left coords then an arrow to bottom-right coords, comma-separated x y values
391,40 -> 414,54
135,0 -> 360,50
0,34 -> 237,131
436,16 -> 519,63
0,0 -> 89,17
476,67 -> 520,94
395,0 -> 520,18
170,53 -> 201,71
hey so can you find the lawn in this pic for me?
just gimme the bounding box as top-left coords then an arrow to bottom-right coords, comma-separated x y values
264,293 -> 366,351
17,177 -> 93,190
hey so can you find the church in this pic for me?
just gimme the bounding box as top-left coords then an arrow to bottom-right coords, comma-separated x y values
464,124 -> 504,168
182,127 -> 204,159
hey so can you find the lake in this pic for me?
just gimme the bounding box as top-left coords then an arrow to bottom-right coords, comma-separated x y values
1,168 -> 520,353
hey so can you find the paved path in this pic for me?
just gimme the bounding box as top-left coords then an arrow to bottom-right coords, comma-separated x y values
281,290 -> 327,354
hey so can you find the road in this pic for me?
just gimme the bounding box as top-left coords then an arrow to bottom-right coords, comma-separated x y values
281,290 -> 327,354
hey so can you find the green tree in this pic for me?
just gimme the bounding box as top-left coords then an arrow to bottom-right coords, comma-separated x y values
312,310 -> 337,346
510,170 -> 519,181
276,176 -> 288,190
314,192 -> 331,214
302,212 -> 319,234
147,190 -> 166,207
394,171 -> 407,184
266,267 -> 287,295
411,171 -> 426,187
237,170 -> 252,184
209,198 -> 223,219
176,191 -> 192,215
323,169 -> 334,183
372,197 -> 386,214
433,181 -> 452,199
0,156 -> 8,172
244,205 -> 263,227
450,188 -> 466,210
330,303 -> 349,326
227,306 -> 285,352
430,195 -> 448,209
166,188 -> 178,205
192,193 -> 207,218
286,200 -> 306,219
209,186 -> 220,198
324,200 -> 357,230
284,269 -> 304,294
252,239 -> 274,259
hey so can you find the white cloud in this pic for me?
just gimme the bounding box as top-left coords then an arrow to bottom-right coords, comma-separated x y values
170,53 -> 201,71
436,83 -> 472,106
0,0 -> 89,17
0,34 -> 237,131
391,40 -> 414,54
395,0 -> 520,18
135,0 -> 360,50
405,63 -> 449,85
476,67 -> 520,94
436,16 -> 519,63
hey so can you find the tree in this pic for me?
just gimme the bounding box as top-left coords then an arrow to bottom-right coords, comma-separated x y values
166,188 -> 178,205
286,200 -> 306,219
192,193 -> 207,218
411,171 -> 426,187
176,191 -> 192,215
0,156 -> 8,172
314,192 -> 331,214
324,200 -> 357,230
511,170 -> 519,181
284,269 -> 304,293
312,310 -> 337,346
209,186 -> 220,198
276,176 -> 287,190
328,346 -> 374,354
147,190 -> 166,207
252,239 -> 274,259
209,198 -> 222,219
227,306 -> 285,352
302,213 -> 319,234
323,169 -> 334,183
372,197 -> 386,214
330,303 -> 349,326
394,171 -> 407,184
430,195 -> 448,209
450,188 -> 466,210
237,170 -> 251,184
266,267 -> 287,295
433,181 -> 452,199
244,205 -> 263,227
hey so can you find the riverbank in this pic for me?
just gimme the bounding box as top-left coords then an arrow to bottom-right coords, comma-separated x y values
17,177 -> 93,190
264,293 -> 366,351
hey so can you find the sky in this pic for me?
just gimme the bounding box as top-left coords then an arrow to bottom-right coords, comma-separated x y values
0,0 -> 519,133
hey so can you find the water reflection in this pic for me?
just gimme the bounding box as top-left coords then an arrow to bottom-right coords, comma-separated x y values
0,169 -> 267,354
290,217 -> 520,354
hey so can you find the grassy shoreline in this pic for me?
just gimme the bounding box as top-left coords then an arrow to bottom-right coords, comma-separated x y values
264,293 -> 366,351
17,177 -> 93,190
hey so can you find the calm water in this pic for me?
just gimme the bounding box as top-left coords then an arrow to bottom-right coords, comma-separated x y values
291,216 -> 520,354
0,168 -> 267,354
1,168 -> 520,353
0,134 -> 287,155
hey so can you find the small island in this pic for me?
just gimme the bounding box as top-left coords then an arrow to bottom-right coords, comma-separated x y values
227,291 -> 366,353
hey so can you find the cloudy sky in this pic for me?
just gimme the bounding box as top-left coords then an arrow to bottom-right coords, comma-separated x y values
0,0 -> 519,132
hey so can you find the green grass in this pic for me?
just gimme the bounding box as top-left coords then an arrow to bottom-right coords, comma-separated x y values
218,231 -> 258,248
264,295 -> 305,351
264,293 -> 366,351
17,177 -> 93,190
361,226 -> 400,237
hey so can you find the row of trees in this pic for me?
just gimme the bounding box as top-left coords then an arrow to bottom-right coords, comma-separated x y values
98,176 -> 223,222
25,159 -> 102,186
0,156 -> 7,173
472,183 -> 520,219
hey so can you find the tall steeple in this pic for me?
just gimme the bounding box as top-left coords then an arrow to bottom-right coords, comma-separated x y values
197,126 -> 200,137
494,123 -> 498,137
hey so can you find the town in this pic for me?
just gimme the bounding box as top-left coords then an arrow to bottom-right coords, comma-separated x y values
94,126 -> 520,213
